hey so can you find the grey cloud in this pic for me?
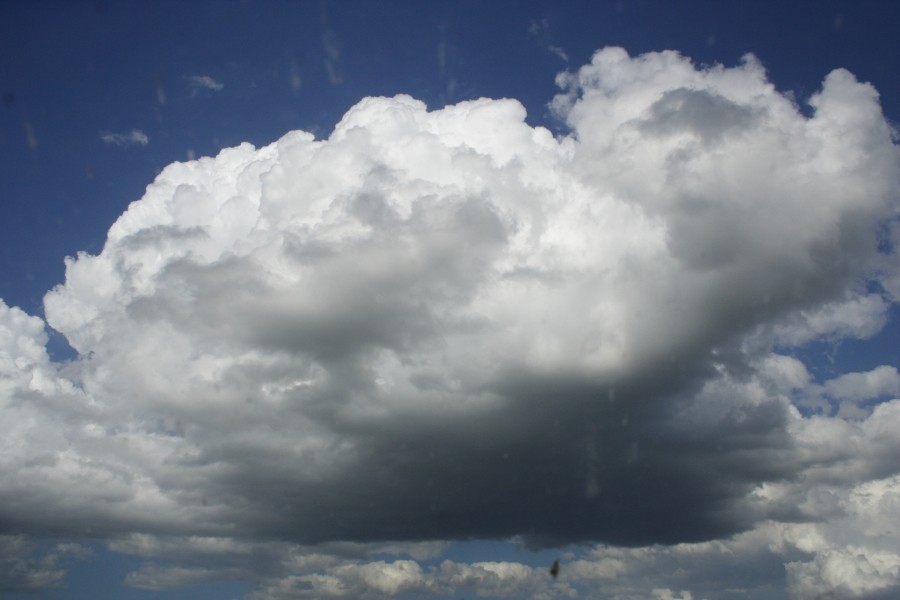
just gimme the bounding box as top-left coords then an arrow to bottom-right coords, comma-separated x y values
126,564 -> 225,590
638,87 -> 760,143
233,363 -> 788,548
248,558 -> 555,600
825,365 -> 900,402
0,536 -> 89,593
788,364 -> 900,419
106,535 -> 447,597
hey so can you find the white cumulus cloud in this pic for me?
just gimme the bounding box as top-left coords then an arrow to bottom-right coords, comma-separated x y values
1,47 -> 899,598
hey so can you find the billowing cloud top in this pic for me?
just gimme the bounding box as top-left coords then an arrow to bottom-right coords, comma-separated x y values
2,48 -> 900,598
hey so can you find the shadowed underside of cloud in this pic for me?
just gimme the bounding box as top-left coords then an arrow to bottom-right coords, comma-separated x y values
2,47 -> 900,598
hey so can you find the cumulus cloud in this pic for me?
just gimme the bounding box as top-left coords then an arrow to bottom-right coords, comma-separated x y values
243,556 -> 568,600
100,128 -> 149,146
1,47 -> 900,597
825,365 -> 900,402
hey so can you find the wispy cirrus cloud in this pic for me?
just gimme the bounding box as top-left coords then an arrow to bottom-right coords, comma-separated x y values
185,75 -> 224,95
99,128 -> 148,146
528,17 -> 568,61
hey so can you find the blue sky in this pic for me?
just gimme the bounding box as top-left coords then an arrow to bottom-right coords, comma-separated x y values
2,2 -> 900,599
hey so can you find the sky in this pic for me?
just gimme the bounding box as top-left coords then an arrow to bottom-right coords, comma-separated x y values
2,1 -> 900,599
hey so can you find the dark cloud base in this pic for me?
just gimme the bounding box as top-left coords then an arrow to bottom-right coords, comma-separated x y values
209,361 -> 793,548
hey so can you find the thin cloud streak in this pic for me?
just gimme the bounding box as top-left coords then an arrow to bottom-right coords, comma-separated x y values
100,129 -> 149,146
185,75 -> 225,94
529,17 -> 569,61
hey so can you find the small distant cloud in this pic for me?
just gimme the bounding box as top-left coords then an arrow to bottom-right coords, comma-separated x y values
100,129 -> 148,146
288,61 -> 302,93
547,45 -> 568,62
527,17 -> 548,37
321,29 -> 342,84
155,77 -> 167,105
528,17 -> 568,62
22,115 -> 38,152
320,2 -> 342,85
185,75 -> 224,95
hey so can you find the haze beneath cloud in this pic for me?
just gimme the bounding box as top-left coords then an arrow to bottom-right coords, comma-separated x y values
2,47 -> 900,599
